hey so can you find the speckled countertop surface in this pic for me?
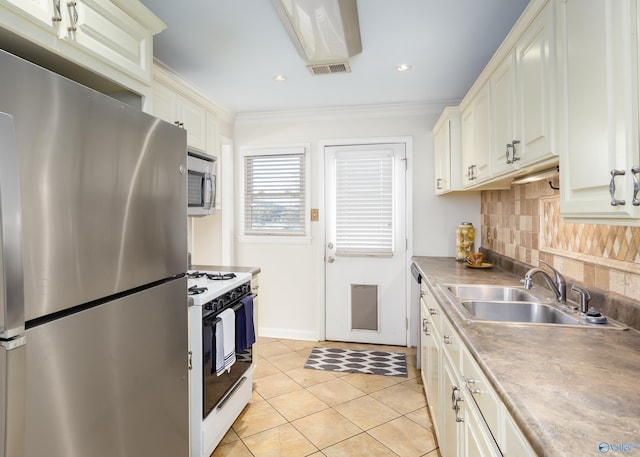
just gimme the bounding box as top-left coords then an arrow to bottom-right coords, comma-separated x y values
413,256 -> 640,457
190,264 -> 261,275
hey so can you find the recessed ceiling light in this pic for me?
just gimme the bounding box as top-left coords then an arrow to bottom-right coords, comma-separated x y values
273,74 -> 287,81
396,64 -> 412,72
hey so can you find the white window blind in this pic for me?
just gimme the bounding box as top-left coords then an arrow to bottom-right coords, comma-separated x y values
244,152 -> 306,235
334,151 -> 394,255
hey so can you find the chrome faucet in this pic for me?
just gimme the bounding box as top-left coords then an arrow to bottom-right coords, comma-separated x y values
522,261 -> 567,303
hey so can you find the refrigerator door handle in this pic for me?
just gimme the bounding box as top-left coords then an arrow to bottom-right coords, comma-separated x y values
1,336 -> 26,457
0,113 -> 25,339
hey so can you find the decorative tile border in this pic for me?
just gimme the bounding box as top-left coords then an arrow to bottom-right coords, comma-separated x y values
481,181 -> 640,303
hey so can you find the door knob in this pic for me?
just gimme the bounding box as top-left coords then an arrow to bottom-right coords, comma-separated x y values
327,256 -> 335,263
327,242 -> 334,249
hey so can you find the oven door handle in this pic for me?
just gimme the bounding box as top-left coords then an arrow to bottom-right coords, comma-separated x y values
216,376 -> 248,410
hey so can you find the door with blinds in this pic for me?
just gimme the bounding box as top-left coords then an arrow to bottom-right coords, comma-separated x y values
325,143 -> 407,345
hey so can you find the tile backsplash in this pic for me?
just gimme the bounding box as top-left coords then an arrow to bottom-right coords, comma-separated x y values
481,179 -> 640,304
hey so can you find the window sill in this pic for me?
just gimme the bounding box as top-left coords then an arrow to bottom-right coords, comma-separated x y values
238,235 -> 312,245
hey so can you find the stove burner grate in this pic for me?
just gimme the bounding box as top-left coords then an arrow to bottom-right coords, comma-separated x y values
187,271 -> 207,279
206,272 -> 237,281
188,286 -> 208,295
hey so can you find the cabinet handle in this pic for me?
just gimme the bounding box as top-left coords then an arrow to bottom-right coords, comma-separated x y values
436,178 -> 443,190
465,377 -> 481,395
451,386 -> 459,409
422,318 -> 430,336
67,1 -> 78,32
429,307 -> 437,316
443,335 -> 453,344
609,169 -> 626,206
468,165 -> 477,181
506,140 -> 521,164
451,386 -> 464,422
52,0 -> 62,22
632,166 -> 640,206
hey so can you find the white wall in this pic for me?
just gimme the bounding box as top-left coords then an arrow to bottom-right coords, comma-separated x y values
233,104 -> 481,341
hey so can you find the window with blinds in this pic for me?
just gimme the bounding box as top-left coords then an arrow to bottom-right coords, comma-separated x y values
244,151 -> 306,236
334,151 -> 394,255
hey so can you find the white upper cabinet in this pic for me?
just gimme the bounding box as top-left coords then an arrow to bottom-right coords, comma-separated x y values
153,81 -> 208,152
491,2 -> 557,178
515,3 -> 556,167
433,108 -> 461,194
490,53 -> 517,177
558,0 -> 640,224
437,0 -> 559,193
0,0 -> 164,95
461,83 -> 492,187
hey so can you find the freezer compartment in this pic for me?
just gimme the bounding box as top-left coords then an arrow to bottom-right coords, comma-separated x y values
0,50 -> 187,322
24,278 -> 189,457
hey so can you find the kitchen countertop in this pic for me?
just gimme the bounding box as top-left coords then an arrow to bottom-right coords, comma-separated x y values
412,256 -> 640,457
190,264 -> 261,275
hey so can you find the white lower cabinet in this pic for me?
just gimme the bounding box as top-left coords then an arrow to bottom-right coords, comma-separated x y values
420,284 -> 536,457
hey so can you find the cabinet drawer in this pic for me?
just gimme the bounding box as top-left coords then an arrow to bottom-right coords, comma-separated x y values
440,315 -> 461,370
461,349 -> 500,440
420,295 -> 441,336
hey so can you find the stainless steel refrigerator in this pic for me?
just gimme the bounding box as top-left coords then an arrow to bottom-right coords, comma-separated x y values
0,50 -> 189,457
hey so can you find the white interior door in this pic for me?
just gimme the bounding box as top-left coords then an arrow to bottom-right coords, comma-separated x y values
325,143 -> 407,345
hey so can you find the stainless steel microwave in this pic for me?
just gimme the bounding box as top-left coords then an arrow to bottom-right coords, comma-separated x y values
187,150 -> 217,217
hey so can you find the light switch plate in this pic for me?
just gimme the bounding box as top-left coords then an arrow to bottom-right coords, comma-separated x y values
310,208 -> 319,221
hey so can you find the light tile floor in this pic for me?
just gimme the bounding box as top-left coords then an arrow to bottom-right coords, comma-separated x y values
211,337 -> 441,457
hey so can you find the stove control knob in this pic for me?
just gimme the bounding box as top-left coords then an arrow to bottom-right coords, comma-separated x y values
204,303 -> 213,311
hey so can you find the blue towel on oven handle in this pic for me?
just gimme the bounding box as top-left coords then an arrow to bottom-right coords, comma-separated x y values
235,295 -> 256,353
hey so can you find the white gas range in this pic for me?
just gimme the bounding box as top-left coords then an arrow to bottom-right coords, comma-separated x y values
186,270 -> 255,457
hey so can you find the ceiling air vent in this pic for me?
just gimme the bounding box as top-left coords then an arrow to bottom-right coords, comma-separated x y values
307,62 -> 351,76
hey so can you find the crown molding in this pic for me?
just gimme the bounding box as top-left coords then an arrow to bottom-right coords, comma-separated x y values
234,100 -> 461,125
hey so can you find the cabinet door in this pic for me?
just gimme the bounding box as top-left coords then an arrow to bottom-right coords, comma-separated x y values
434,119 -> 452,194
61,0 -> 153,81
179,96 -> 207,152
463,400 -> 501,457
441,351 -> 462,457
491,53 -> 516,177
3,0 -> 58,29
461,84 -> 492,187
421,294 -> 441,438
559,0 -> 640,222
516,3 -> 556,166
426,320 -> 441,438
503,409 -> 536,457
153,82 -> 179,125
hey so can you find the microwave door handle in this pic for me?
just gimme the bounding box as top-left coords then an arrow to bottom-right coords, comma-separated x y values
0,113 -> 25,339
209,174 -> 216,210
204,175 -> 214,210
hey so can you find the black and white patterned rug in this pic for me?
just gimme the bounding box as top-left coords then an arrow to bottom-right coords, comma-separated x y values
304,347 -> 407,377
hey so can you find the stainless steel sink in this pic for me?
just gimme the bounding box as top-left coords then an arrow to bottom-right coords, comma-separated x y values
446,284 -> 539,302
439,283 -> 627,329
460,301 -> 580,325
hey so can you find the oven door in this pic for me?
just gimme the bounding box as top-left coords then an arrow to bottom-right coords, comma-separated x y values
202,312 -> 252,418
